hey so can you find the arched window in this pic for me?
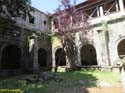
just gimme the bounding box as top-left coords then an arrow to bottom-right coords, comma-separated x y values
1,45 -> 21,70
81,44 -> 97,65
117,39 -> 125,58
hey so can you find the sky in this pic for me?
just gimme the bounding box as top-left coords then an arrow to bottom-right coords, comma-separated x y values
31,0 -> 86,14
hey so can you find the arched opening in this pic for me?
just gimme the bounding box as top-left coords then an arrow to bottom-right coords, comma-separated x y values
55,48 -> 66,66
81,44 -> 97,65
1,45 -> 21,70
38,48 -> 47,67
117,39 -> 125,58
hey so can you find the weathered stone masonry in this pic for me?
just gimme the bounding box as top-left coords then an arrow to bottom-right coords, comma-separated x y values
0,7 -> 51,73
52,0 -> 125,69
0,0 -> 125,73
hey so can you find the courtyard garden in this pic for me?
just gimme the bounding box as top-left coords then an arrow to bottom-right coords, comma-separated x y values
0,69 -> 122,93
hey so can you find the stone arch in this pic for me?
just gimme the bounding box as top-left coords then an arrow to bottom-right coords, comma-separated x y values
80,44 -> 97,65
115,36 -> 125,47
1,45 -> 21,70
38,48 -> 47,67
55,48 -> 66,66
117,39 -> 125,58
114,36 -> 125,58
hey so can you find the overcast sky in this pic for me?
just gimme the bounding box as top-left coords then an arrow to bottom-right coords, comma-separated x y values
31,0 -> 86,13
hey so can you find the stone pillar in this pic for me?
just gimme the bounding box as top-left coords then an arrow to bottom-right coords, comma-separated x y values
99,32 -> 109,67
21,49 -> 29,72
100,6 -> 104,17
52,47 -> 56,72
47,41 -> 52,67
32,39 -> 39,73
19,29 -> 25,71
116,1 -> 119,11
29,38 -> 39,73
97,6 -> 100,17
119,0 -> 124,13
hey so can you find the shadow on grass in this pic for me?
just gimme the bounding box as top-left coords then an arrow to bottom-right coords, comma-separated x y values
0,70 -> 98,93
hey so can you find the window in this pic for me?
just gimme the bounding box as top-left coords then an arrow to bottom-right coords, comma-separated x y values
43,21 -> 47,25
28,13 -> 35,24
29,16 -> 35,24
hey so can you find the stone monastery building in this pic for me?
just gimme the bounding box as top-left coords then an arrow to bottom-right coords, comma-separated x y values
0,0 -> 125,74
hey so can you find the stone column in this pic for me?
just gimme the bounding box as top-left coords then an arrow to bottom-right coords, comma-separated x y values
52,47 -> 56,72
116,1 -> 119,11
97,6 -> 100,17
99,33 -> 109,67
32,38 -> 39,73
100,6 -> 104,17
29,38 -> 39,73
119,0 -> 124,13
47,41 -> 52,67
19,29 -> 25,71
21,48 -> 29,72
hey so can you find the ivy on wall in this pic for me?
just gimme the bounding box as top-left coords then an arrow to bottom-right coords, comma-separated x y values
47,34 -> 56,42
101,21 -> 108,32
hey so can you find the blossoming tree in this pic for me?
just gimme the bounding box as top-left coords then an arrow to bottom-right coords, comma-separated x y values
52,0 -> 89,72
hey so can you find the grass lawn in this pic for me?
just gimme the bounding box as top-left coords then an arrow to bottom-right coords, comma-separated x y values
0,70 -> 122,93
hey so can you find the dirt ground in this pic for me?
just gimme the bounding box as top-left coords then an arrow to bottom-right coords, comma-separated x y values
56,86 -> 123,93
85,86 -> 123,93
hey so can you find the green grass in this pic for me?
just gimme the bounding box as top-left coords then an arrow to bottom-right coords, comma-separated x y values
0,70 -> 121,93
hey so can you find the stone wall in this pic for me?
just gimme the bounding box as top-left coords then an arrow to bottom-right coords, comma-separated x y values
51,16 -> 125,69
0,7 -> 51,73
